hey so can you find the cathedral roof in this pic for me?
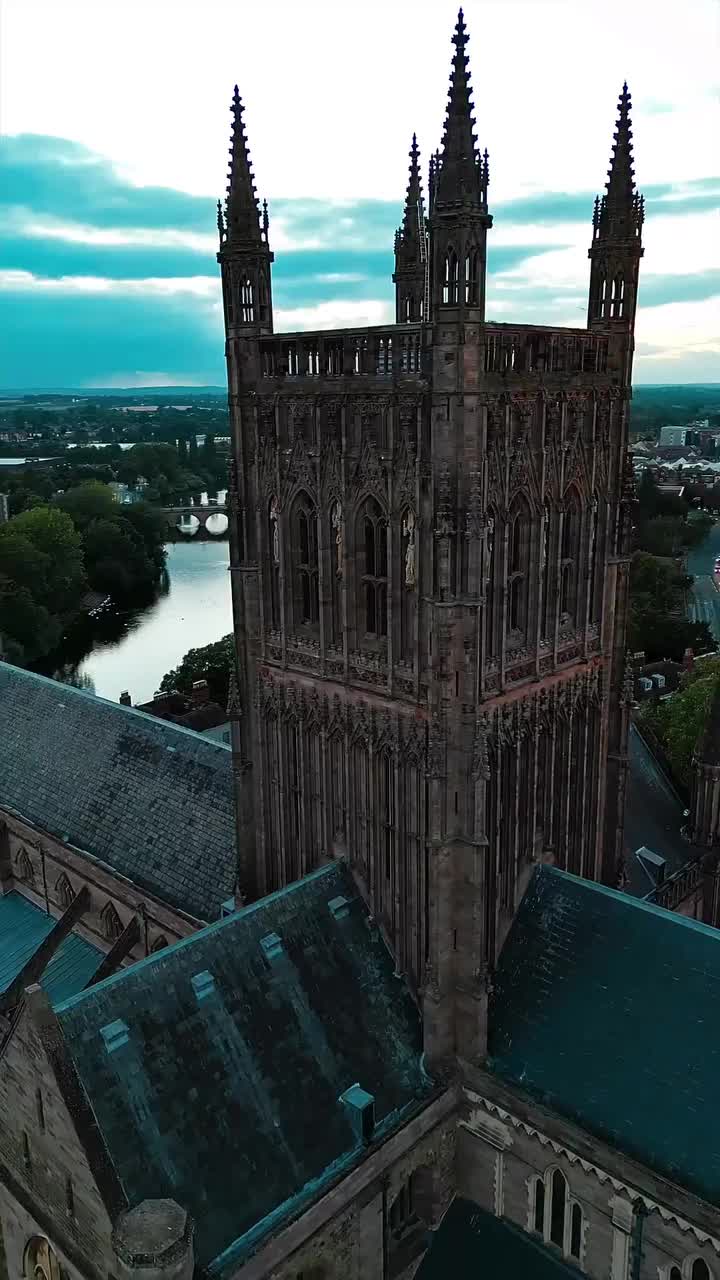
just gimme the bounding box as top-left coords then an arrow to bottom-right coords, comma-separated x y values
488,866 -> 720,1206
0,663 -> 236,923
0,891 -> 103,1006
417,1197 -> 584,1279
54,863 -> 430,1270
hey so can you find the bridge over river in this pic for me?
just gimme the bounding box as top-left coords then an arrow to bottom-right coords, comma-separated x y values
161,503 -> 229,534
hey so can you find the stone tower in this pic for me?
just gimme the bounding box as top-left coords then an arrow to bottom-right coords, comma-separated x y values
220,10 -> 644,1069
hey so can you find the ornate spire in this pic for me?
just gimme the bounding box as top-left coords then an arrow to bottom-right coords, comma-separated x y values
593,83 -> 644,242
434,9 -> 488,209
224,86 -> 264,245
401,133 -> 423,241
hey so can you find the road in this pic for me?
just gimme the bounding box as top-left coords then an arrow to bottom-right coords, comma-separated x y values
624,724 -> 690,896
687,519 -> 720,640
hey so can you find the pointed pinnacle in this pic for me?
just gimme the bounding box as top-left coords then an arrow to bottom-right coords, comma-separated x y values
225,84 -> 263,244
435,9 -> 484,208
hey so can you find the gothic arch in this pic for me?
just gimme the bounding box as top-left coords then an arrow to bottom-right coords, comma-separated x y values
560,487 -> 582,624
16,846 -> 34,886
23,1236 -> 60,1280
442,246 -> 459,305
289,489 -> 319,628
528,1165 -> 584,1264
464,247 -> 480,304
357,496 -> 388,639
55,873 -> 75,910
507,495 -> 531,636
100,901 -> 123,943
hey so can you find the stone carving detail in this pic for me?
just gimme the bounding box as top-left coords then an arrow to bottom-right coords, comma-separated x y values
331,500 -> 343,576
435,464 -> 455,537
269,496 -> 280,563
472,716 -> 491,781
465,471 -> 484,541
394,432 -> 416,513
228,458 -> 240,515
282,432 -> 316,502
356,437 -> 387,505
427,713 -> 446,777
258,434 -> 276,499
322,438 -> 343,505
402,509 -> 417,587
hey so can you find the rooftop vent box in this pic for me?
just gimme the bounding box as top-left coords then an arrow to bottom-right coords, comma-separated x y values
328,895 -> 351,922
339,1083 -> 375,1145
191,970 -> 216,1002
260,931 -> 284,962
220,898 -> 235,918
101,1019 -> 129,1055
635,846 -> 666,887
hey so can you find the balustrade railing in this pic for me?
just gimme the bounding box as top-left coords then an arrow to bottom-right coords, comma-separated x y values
645,856 -> 704,911
258,322 -> 608,385
260,327 -> 424,382
482,324 -> 608,377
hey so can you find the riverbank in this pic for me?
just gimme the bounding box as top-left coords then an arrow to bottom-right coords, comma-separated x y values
42,541 -> 233,704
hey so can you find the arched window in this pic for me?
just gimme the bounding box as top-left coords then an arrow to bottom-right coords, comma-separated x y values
442,249 -> 459,305
359,498 -> 387,638
691,1262 -> 712,1280
600,276 -> 607,319
292,493 -> 319,627
400,508 -> 417,661
389,1173 -> 418,1241
530,1167 -> 584,1263
507,500 -> 530,636
670,1269 -> 682,1280
611,275 -> 624,319
101,901 -> 123,943
16,847 -> 34,886
23,1237 -> 60,1280
240,277 -> 255,324
465,249 -> 479,304
55,873 -> 75,910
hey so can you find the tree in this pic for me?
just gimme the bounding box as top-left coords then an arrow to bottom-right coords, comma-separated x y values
56,481 -> 117,530
643,658 -> 720,785
628,611 -> 716,663
83,517 -> 155,597
9,505 -> 86,615
159,634 -> 234,707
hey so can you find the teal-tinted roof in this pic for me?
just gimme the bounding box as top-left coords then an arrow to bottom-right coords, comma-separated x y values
489,866 -> 720,1205
416,1198 -> 584,1279
0,891 -> 103,1005
55,863 -> 429,1268
0,662 -> 235,922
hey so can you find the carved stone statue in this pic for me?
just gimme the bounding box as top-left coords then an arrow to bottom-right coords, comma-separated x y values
269,496 -> 280,563
331,501 -> 343,576
403,509 -> 416,587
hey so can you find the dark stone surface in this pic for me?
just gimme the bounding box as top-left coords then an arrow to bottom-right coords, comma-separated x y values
56,863 -> 429,1267
488,865 -> 720,1206
112,1199 -> 192,1265
416,1197 -> 584,1279
0,662 -> 236,922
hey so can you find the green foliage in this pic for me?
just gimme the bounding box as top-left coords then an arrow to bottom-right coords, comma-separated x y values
9,505 -> 86,615
159,634 -> 234,708
56,480 -> 117,529
641,658 -> 720,785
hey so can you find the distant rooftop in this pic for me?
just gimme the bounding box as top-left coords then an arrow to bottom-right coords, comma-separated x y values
55,863 -> 430,1269
0,892 -> 102,1005
488,866 -> 720,1205
0,663 -> 236,922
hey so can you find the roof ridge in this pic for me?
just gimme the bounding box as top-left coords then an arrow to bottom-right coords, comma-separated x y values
0,661 -> 231,753
538,864 -> 720,942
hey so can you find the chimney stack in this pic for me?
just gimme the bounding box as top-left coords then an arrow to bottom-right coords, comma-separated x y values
119,691 -> 132,707
191,679 -> 210,706
112,1199 -> 194,1280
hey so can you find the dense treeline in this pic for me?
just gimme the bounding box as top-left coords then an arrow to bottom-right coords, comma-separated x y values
640,657 -> 720,787
3,435 -> 228,518
160,634 -> 235,708
0,482 -> 166,664
628,472 -> 716,662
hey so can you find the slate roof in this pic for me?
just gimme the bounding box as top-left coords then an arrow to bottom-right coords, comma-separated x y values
416,1198 -> 585,1280
0,892 -> 103,1005
488,866 -> 720,1205
0,662 -> 236,922
55,863 -> 429,1269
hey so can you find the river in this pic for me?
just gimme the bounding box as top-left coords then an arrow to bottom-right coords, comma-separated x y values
50,541 -> 233,705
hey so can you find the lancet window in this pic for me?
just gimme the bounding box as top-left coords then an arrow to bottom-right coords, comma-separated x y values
465,249 -> 479,304
560,492 -> 581,623
240,277 -> 255,324
442,248 -> 459,305
292,493 -> 319,628
530,1167 -> 583,1262
359,498 -> 387,638
507,499 -> 530,635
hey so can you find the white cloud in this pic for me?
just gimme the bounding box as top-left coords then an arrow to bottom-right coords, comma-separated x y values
274,300 -> 394,332
83,372 -> 211,389
0,270 -> 220,298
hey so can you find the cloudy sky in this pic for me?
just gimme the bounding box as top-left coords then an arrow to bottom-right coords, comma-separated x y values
1,0 -> 718,389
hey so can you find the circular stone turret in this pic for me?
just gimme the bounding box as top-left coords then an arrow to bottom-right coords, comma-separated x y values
112,1199 -> 194,1279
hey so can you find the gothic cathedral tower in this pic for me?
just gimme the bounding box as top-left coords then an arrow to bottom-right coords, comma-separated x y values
219,11 -> 643,1071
